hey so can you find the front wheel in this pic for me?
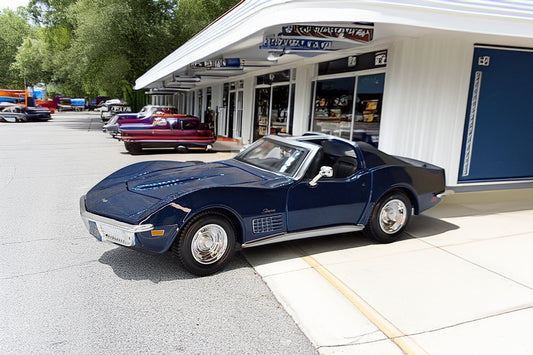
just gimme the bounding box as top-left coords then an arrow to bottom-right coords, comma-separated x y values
364,192 -> 412,243
173,212 -> 236,276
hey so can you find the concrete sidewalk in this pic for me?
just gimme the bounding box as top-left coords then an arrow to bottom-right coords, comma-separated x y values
243,188 -> 533,354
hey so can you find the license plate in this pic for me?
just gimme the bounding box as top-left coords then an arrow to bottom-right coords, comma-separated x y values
99,224 -> 135,246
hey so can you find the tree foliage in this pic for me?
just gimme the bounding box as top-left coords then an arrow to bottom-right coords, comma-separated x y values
0,9 -> 34,88
1,0 -> 240,100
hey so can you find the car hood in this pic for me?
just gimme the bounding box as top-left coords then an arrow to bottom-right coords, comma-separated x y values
84,160 -> 283,224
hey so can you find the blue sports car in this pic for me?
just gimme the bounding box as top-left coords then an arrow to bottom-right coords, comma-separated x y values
80,134 -> 445,276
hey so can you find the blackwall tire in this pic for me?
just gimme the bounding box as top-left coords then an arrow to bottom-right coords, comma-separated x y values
173,212 -> 236,276
124,142 -> 142,155
364,192 -> 411,244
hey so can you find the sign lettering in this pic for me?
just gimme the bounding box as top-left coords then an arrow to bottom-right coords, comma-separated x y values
260,37 -> 333,51
281,24 -> 373,43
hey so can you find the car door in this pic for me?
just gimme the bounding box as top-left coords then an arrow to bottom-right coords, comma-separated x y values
286,142 -> 371,232
152,118 -> 174,140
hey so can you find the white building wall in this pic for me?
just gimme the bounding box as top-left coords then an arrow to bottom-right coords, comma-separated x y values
379,35 -> 474,187
241,76 -> 255,144
293,64 -> 315,136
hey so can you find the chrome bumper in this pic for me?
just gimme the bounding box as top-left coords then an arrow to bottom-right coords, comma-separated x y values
79,195 -> 153,246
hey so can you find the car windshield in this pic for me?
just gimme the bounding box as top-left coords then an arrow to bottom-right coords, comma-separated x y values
236,138 -> 309,177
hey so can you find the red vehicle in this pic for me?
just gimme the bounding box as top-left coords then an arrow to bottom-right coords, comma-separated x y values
120,115 -> 216,154
35,99 -> 59,113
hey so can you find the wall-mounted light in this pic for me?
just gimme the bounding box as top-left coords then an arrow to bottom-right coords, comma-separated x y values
267,51 -> 284,61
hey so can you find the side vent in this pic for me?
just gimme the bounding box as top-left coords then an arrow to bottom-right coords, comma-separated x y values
252,214 -> 283,234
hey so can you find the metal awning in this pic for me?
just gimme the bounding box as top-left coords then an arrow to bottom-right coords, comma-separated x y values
134,0 -> 533,90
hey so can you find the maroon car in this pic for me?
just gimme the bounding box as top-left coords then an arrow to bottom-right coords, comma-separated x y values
120,114 -> 216,154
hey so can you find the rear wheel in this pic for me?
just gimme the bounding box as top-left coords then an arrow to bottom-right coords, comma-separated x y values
173,212 -> 236,276
176,145 -> 188,153
364,192 -> 411,243
124,142 -> 142,154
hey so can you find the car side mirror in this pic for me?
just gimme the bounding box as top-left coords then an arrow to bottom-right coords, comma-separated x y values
309,166 -> 333,187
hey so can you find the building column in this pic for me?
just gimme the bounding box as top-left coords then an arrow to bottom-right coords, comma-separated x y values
292,64 -> 316,136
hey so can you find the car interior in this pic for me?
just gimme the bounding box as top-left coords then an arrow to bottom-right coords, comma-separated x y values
303,138 -> 359,179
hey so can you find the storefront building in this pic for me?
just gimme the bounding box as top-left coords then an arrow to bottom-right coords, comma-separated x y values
135,0 -> 533,191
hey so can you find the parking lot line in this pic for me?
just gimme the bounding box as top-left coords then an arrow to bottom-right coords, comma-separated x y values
295,246 -> 428,355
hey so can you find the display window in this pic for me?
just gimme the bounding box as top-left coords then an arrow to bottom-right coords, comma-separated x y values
311,72 -> 385,146
253,70 -> 295,141
311,51 -> 387,146
312,77 -> 355,139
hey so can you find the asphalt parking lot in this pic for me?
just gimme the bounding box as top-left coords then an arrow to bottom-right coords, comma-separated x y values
0,112 -> 316,354
2,111 -> 532,354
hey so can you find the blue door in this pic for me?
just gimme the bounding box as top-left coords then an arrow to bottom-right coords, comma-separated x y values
459,46 -> 533,182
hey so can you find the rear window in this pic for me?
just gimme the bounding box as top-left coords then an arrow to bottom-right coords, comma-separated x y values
182,120 -> 198,130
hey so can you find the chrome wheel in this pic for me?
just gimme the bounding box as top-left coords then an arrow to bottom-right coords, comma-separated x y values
379,199 -> 407,234
191,224 -> 228,264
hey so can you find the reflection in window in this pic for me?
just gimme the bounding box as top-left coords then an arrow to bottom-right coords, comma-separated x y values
271,85 -> 289,135
312,77 -> 355,140
253,70 -> 295,141
236,139 -> 308,177
311,73 -> 384,147
353,73 -> 385,146
254,88 -> 270,140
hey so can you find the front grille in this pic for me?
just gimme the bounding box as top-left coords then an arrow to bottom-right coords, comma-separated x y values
252,214 -> 283,234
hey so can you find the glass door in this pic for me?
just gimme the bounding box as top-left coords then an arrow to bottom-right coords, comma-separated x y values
270,85 -> 290,135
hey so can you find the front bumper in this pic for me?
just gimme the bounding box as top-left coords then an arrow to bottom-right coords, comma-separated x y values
80,195 -> 153,247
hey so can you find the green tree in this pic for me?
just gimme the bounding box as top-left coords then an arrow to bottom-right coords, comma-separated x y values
9,0 -> 241,101
0,9 -> 34,88
172,0 -> 241,46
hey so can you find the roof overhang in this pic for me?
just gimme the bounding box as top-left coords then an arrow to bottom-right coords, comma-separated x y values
135,0 -> 533,90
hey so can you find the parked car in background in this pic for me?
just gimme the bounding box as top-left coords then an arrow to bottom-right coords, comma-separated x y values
35,99 -> 59,114
0,104 -> 51,122
99,99 -> 132,122
71,98 -> 86,111
55,96 -> 75,112
120,114 -> 216,154
103,105 -> 178,137
80,133 -> 445,276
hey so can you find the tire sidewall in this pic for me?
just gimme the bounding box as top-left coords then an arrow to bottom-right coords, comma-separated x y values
366,192 -> 411,243
176,213 -> 236,276
124,141 -> 141,154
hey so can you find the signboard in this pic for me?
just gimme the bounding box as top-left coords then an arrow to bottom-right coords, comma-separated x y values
281,24 -> 373,43
190,58 -> 241,69
260,37 -> 333,51
318,50 -> 387,75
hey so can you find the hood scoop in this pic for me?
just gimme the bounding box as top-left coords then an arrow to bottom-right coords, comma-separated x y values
130,173 -> 225,192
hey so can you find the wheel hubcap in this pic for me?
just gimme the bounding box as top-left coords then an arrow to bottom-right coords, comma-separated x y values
191,224 -> 228,264
379,199 -> 407,234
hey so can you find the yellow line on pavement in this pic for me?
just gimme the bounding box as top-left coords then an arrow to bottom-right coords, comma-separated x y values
298,252 -> 428,355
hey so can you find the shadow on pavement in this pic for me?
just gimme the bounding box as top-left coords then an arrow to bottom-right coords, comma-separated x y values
406,214 -> 460,238
242,214 -> 460,268
98,246 -> 250,282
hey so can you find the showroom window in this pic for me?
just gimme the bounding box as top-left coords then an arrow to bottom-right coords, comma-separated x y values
310,51 -> 386,146
253,69 -> 295,141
